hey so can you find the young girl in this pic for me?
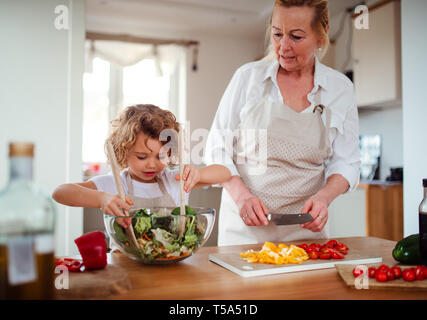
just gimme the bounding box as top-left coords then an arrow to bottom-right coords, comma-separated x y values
53,104 -> 231,227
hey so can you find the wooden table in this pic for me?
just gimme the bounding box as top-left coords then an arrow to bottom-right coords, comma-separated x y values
105,237 -> 426,300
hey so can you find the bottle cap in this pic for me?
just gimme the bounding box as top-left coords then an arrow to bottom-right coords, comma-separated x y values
423,179 -> 427,188
9,142 -> 34,157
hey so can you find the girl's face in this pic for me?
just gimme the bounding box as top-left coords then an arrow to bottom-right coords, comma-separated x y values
127,133 -> 168,183
271,5 -> 322,72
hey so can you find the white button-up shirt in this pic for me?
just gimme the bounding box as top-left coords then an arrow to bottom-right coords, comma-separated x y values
204,56 -> 361,191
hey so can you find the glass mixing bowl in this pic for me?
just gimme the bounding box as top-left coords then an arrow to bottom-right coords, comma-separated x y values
104,206 -> 216,264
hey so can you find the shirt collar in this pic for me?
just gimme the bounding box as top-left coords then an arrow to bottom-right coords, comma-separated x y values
263,55 -> 328,91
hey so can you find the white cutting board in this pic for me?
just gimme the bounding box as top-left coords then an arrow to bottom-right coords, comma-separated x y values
209,249 -> 382,278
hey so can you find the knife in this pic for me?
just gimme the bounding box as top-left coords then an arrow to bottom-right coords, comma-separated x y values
267,213 -> 314,225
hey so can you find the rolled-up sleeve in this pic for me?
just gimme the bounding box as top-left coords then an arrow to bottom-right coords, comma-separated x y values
203,67 -> 246,176
325,91 -> 361,192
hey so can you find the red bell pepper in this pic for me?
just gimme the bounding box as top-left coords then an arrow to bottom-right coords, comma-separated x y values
74,231 -> 107,270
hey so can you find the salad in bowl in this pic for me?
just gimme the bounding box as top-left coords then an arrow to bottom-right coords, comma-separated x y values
104,206 -> 215,264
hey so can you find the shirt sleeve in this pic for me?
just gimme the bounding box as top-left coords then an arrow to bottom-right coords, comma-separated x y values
203,67 -> 247,176
325,90 -> 361,192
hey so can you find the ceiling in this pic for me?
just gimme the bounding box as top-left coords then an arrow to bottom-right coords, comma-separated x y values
86,0 -> 370,40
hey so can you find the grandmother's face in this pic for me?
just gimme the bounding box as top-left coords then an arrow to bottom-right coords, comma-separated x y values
271,5 -> 322,72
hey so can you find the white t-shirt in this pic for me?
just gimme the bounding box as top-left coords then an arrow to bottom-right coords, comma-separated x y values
90,167 -> 189,206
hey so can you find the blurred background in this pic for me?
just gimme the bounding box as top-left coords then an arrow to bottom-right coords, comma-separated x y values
0,0 -> 426,255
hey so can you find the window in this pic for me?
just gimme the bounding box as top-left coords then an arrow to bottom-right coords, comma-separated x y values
122,59 -> 170,109
82,44 -> 186,177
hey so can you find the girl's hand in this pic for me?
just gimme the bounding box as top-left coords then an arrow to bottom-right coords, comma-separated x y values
300,194 -> 329,232
237,193 -> 269,227
99,192 -> 133,228
175,165 -> 201,193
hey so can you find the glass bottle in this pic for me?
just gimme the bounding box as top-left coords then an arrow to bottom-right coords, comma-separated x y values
420,179 -> 427,266
0,142 -> 56,299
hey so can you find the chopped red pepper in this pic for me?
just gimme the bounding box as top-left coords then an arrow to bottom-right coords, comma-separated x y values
55,258 -> 84,272
74,231 -> 107,270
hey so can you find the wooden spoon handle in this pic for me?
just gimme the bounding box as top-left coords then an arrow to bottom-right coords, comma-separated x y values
106,141 -> 140,249
178,126 -> 186,237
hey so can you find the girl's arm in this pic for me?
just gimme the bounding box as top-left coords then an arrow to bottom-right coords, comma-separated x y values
52,181 -> 133,224
52,181 -> 103,208
177,164 -> 231,192
197,164 -> 231,186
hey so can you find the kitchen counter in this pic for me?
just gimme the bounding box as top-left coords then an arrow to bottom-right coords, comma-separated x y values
102,237 -> 426,300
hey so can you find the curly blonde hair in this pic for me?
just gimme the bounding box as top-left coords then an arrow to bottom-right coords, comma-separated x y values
265,0 -> 330,59
106,104 -> 180,169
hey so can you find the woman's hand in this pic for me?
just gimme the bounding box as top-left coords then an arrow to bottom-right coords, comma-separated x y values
237,193 -> 269,226
221,175 -> 269,226
175,164 -> 201,193
300,193 -> 329,232
99,192 -> 133,228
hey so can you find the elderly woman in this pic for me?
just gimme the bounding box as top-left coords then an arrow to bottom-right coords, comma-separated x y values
204,0 -> 360,246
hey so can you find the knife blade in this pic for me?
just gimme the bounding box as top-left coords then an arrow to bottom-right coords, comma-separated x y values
267,213 -> 314,225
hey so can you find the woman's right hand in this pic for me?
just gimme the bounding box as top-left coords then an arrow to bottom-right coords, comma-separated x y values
222,176 -> 269,226
237,193 -> 269,226
98,192 -> 133,228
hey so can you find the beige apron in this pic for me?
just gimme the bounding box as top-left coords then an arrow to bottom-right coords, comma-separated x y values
125,169 -> 176,209
109,169 -> 176,251
218,80 -> 332,246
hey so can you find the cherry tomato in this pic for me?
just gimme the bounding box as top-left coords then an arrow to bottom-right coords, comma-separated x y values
368,267 -> 377,279
375,270 -> 388,282
422,266 -> 427,278
336,243 -> 349,251
308,251 -> 319,259
415,266 -> 425,281
298,244 -> 309,251
319,253 -> 331,259
387,269 -> 396,281
390,266 -> 402,279
378,264 -> 390,273
320,246 -> 331,254
331,252 -> 344,259
306,247 -> 315,254
402,269 -> 416,282
326,240 -> 338,248
353,267 -> 364,277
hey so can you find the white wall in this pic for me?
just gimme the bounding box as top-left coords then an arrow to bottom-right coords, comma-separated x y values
401,0 -> 427,236
0,0 -> 85,255
358,107 -> 403,180
186,33 -> 264,131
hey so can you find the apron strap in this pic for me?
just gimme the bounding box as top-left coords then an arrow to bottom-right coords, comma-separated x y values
154,175 -> 169,196
125,169 -> 134,197
126,168 -> 169,198
313,87 -> 331,148
263,79 -> 274,99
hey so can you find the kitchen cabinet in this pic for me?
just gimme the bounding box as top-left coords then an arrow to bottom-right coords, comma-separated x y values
352,0 -> 401,108
360,181 -> 403,241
